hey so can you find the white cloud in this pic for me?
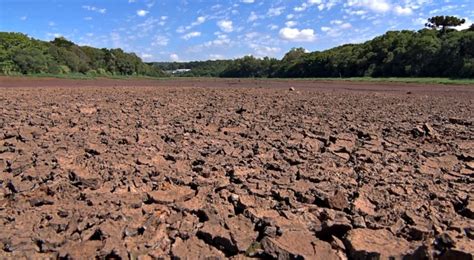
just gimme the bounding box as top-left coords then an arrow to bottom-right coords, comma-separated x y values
196,16 -> 206,24
267,7 -> 285,17
269,24 -> 279,30
296,0 -> 338,11
136,17 -> 160,34
128,0 -> 136,2
279,27 -> 316,42
217,20 -> 233,33
285,21 -> 298,27
249,43 -> 281,57
82,5 -> 106,14
394,6 -> 413,15
340,22 -> 352,29
321,26 -> 331,32
321,21 -> 352,37
170,53 -> 180,62
455,18 -> 472,31
182,31 -> 202,40
189,34 -> 232,53
347,0 -> 420,15
20,16 -> 27,21
209,54 -> 225,60
110,32 -> 122,48
152,35 -> 169,46
84,17 -> 93,21
177,16 -> 206,33
137,10 -> 149,17
346,0 -> 390,13
294,3 -> 309,12
248,11 -> 259,22
140,53 -> 153,61
46,32 -> 62,39
48,21 -> 56,26
241,0 -> 255,3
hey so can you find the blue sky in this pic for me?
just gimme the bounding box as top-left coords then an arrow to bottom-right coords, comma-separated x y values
0,0 -> 472,62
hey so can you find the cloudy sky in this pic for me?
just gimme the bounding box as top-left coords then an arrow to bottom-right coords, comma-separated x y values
0,0 -> 472,62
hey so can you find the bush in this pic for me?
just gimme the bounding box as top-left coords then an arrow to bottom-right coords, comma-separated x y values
59,65 -> 71,74
86,69 -> 98,76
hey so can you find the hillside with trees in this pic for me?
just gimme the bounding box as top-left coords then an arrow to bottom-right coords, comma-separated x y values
1,16 -> 473,78
0,33 -> 163,76
155,16 -> 474,79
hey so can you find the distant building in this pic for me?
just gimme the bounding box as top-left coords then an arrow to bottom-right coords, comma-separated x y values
171,69 -> 191,74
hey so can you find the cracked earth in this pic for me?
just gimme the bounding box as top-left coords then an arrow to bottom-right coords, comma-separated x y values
0,78 -> 473,259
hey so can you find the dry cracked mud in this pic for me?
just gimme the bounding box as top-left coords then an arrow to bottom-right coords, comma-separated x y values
0,78 -> 473,259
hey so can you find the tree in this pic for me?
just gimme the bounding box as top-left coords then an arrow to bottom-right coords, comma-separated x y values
282,47 -> 306,63
51,37 -> 75,48
425,16 -> 466,33
468,24 -> 474,32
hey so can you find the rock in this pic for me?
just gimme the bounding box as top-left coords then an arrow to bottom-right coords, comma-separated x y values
29,198 -> 54,207
261,230 -> 339,260
461,199 -> 474,219
318,210 -> 352,239
435,233 -> 474,260
171,237 -> 226,259
344,228 -> 418,260
353,197 -> 376,216
147,185 -> 195,204
68,169 -> 101,190
449,118 -> 472,126
434,233 -> 456,251
327,190 -> 348,210
423,123 -> 437,137
411,126 -> 425,138
225,215 -> 257,252
352,216 -> 366,228
84,143 -> 106,156
79,107 -> 97,114
197,222 -> 238,256
289,87 -> 296,91
236,107 -> 247,114
229,194 -> 239,202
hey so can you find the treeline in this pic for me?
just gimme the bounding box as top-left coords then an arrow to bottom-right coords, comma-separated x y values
0,32 -> 163,76
1,16 -> 473,78
225,28 -> 474,78
155,17 -> 474,78
154,60 -> 234,77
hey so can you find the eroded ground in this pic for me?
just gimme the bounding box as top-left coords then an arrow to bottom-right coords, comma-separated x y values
0,78 -> 473,259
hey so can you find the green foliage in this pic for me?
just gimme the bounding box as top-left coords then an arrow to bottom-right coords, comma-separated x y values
1,16 -> 472,79
0,32 -> 163,76
153,16 -> 472,79
184,20 -> 473,78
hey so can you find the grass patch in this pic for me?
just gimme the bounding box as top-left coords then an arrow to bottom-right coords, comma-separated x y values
2,74 -> 473,85
303,77 -> 474,85
165,76 -> 474,85
3,73 -> 167,81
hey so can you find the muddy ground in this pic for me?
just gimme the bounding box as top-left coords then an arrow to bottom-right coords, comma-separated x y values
0,77 -> 473,259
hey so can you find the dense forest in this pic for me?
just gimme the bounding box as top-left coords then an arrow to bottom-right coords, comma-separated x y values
156,17 -> 474,78
0,33 -> 163,76
1,16 -> 473,78
218,27 -> 474,78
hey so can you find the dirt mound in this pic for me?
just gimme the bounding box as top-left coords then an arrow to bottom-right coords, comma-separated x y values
0,79 -> 473,259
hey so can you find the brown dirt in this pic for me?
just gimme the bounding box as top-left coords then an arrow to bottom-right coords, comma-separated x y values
0,77 -> 473,259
